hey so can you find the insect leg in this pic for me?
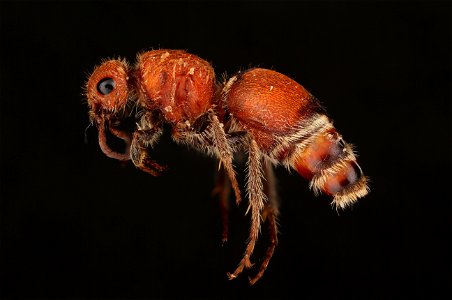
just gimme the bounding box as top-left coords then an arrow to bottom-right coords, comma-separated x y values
210,114 -> 242,205
227,138 -> 266,281
249,159 -> 279,285
211,165 -> 231,244
130,112 -> 166,176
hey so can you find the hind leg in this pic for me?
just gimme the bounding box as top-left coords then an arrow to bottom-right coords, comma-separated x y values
227,139 -> 266,282
249,160 -> 279,285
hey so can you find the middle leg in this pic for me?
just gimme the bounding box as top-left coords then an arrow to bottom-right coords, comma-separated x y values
212,165 -> 231,244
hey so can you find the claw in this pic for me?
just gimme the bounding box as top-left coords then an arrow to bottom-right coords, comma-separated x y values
227,254 -> 254,280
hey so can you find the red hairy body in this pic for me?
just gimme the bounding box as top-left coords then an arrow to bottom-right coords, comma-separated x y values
224,68 -> 321,149
136,50 -> 216,123
85,49 -> 369,285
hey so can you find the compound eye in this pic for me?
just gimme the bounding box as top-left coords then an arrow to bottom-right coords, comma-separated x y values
97,78 -> 115,95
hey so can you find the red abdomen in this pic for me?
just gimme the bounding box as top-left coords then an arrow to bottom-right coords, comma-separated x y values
224,68 -> 322,151
223,68 -> 368,208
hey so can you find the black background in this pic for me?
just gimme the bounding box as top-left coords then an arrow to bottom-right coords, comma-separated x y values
0,1 -> 451,299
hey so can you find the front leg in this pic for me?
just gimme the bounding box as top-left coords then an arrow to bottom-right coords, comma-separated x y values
130,112 -> 166,176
